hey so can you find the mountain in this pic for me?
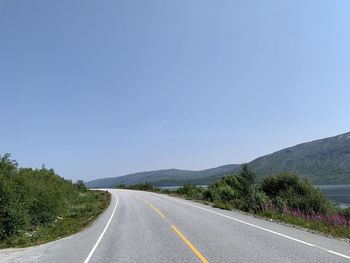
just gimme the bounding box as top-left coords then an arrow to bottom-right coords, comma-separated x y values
86,164 -> 241,188
86,131 -> 350,188
247,132 -> 350,184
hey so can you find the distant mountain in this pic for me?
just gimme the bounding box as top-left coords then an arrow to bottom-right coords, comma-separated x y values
86,164 -> 241,188
86,132 -> 350,188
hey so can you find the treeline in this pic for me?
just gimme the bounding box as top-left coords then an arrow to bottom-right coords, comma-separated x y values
118,165 -> 350,238
0,154 -> 110,247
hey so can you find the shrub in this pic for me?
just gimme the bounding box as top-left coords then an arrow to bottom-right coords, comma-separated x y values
176,184 -> 203,199
202,188 -> 217,202
74,180 -> 87,192
208,165 -> 258,212
261,173 -> 332,214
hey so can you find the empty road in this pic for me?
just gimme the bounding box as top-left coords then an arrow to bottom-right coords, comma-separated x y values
1,189 -> 349,263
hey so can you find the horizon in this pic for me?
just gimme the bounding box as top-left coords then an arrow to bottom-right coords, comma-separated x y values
1,1 -> 350,181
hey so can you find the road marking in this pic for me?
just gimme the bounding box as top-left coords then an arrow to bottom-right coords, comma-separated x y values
149,204 -> 165,219
159,195 -> 350,260
171,225 -> 209,263
136,195 -> 165,219
83,192 -> 119,263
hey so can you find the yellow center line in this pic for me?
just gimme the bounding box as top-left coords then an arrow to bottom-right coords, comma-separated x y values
171,225 -> 209,263
149,204 -> 166,219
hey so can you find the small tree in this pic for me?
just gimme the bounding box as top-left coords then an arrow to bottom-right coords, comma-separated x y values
74,180 -> 87,191
239,164 -> 255,189
238,165 -> 256,212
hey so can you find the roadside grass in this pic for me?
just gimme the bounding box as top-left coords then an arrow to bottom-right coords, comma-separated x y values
259,210 -> 350,239
0,190 -> 111,249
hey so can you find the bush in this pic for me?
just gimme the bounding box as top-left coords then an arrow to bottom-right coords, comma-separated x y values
208,165 -> 258,212
176,184 -> 203,199
261,173 -> 332,214
74,180 -> 87,192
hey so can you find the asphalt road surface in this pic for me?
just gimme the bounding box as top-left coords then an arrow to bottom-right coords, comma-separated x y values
1,189 -> 349,263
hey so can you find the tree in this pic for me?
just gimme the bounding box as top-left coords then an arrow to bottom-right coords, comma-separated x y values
75,180 -> 87,191
239,164 -> 255,188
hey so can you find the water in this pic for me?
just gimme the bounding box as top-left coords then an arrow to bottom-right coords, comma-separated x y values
316,184 -> 350,208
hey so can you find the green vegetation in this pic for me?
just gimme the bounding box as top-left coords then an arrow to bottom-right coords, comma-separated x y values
0,154 -> 111,248
120,165 -> 350,239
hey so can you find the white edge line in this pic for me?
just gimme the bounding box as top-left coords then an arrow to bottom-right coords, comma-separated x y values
153,193 -> 350,260
83,192 -> 118,263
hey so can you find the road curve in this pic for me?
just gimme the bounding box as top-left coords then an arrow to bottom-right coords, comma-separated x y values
0,189 -> 349,263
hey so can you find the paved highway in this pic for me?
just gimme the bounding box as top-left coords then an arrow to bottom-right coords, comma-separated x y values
1,189 -> 349,263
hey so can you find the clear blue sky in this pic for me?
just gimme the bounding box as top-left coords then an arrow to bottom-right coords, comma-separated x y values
1,1 -> 349,181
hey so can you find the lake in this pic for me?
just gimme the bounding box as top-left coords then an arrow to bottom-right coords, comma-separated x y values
317,184 -> 350,208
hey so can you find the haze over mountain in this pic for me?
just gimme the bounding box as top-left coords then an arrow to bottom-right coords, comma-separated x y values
86,132 -> 350,188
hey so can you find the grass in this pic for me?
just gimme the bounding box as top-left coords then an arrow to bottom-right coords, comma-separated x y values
0,190 -> 111,249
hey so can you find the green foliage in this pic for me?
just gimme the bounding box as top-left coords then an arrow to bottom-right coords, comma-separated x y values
176,184 -> 203,199
239,164 -> 255,189
261,173 -> 332,214
74,180 -> 87,192
0,175 -> 29,239
0,154 -> 110,247
207,165 -> 259,212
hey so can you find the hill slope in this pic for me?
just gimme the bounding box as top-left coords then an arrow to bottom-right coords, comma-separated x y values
87,132 -> 350,187
86,164 -> 241,188
247,132 -> 350,184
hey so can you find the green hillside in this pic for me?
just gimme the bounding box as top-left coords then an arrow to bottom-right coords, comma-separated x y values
248,132 -> 350,184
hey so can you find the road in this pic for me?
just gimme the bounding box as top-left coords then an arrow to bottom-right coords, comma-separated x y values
1,189 -> 349,263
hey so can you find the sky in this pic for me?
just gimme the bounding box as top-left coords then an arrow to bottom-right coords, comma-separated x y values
1,1 -> 350,181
